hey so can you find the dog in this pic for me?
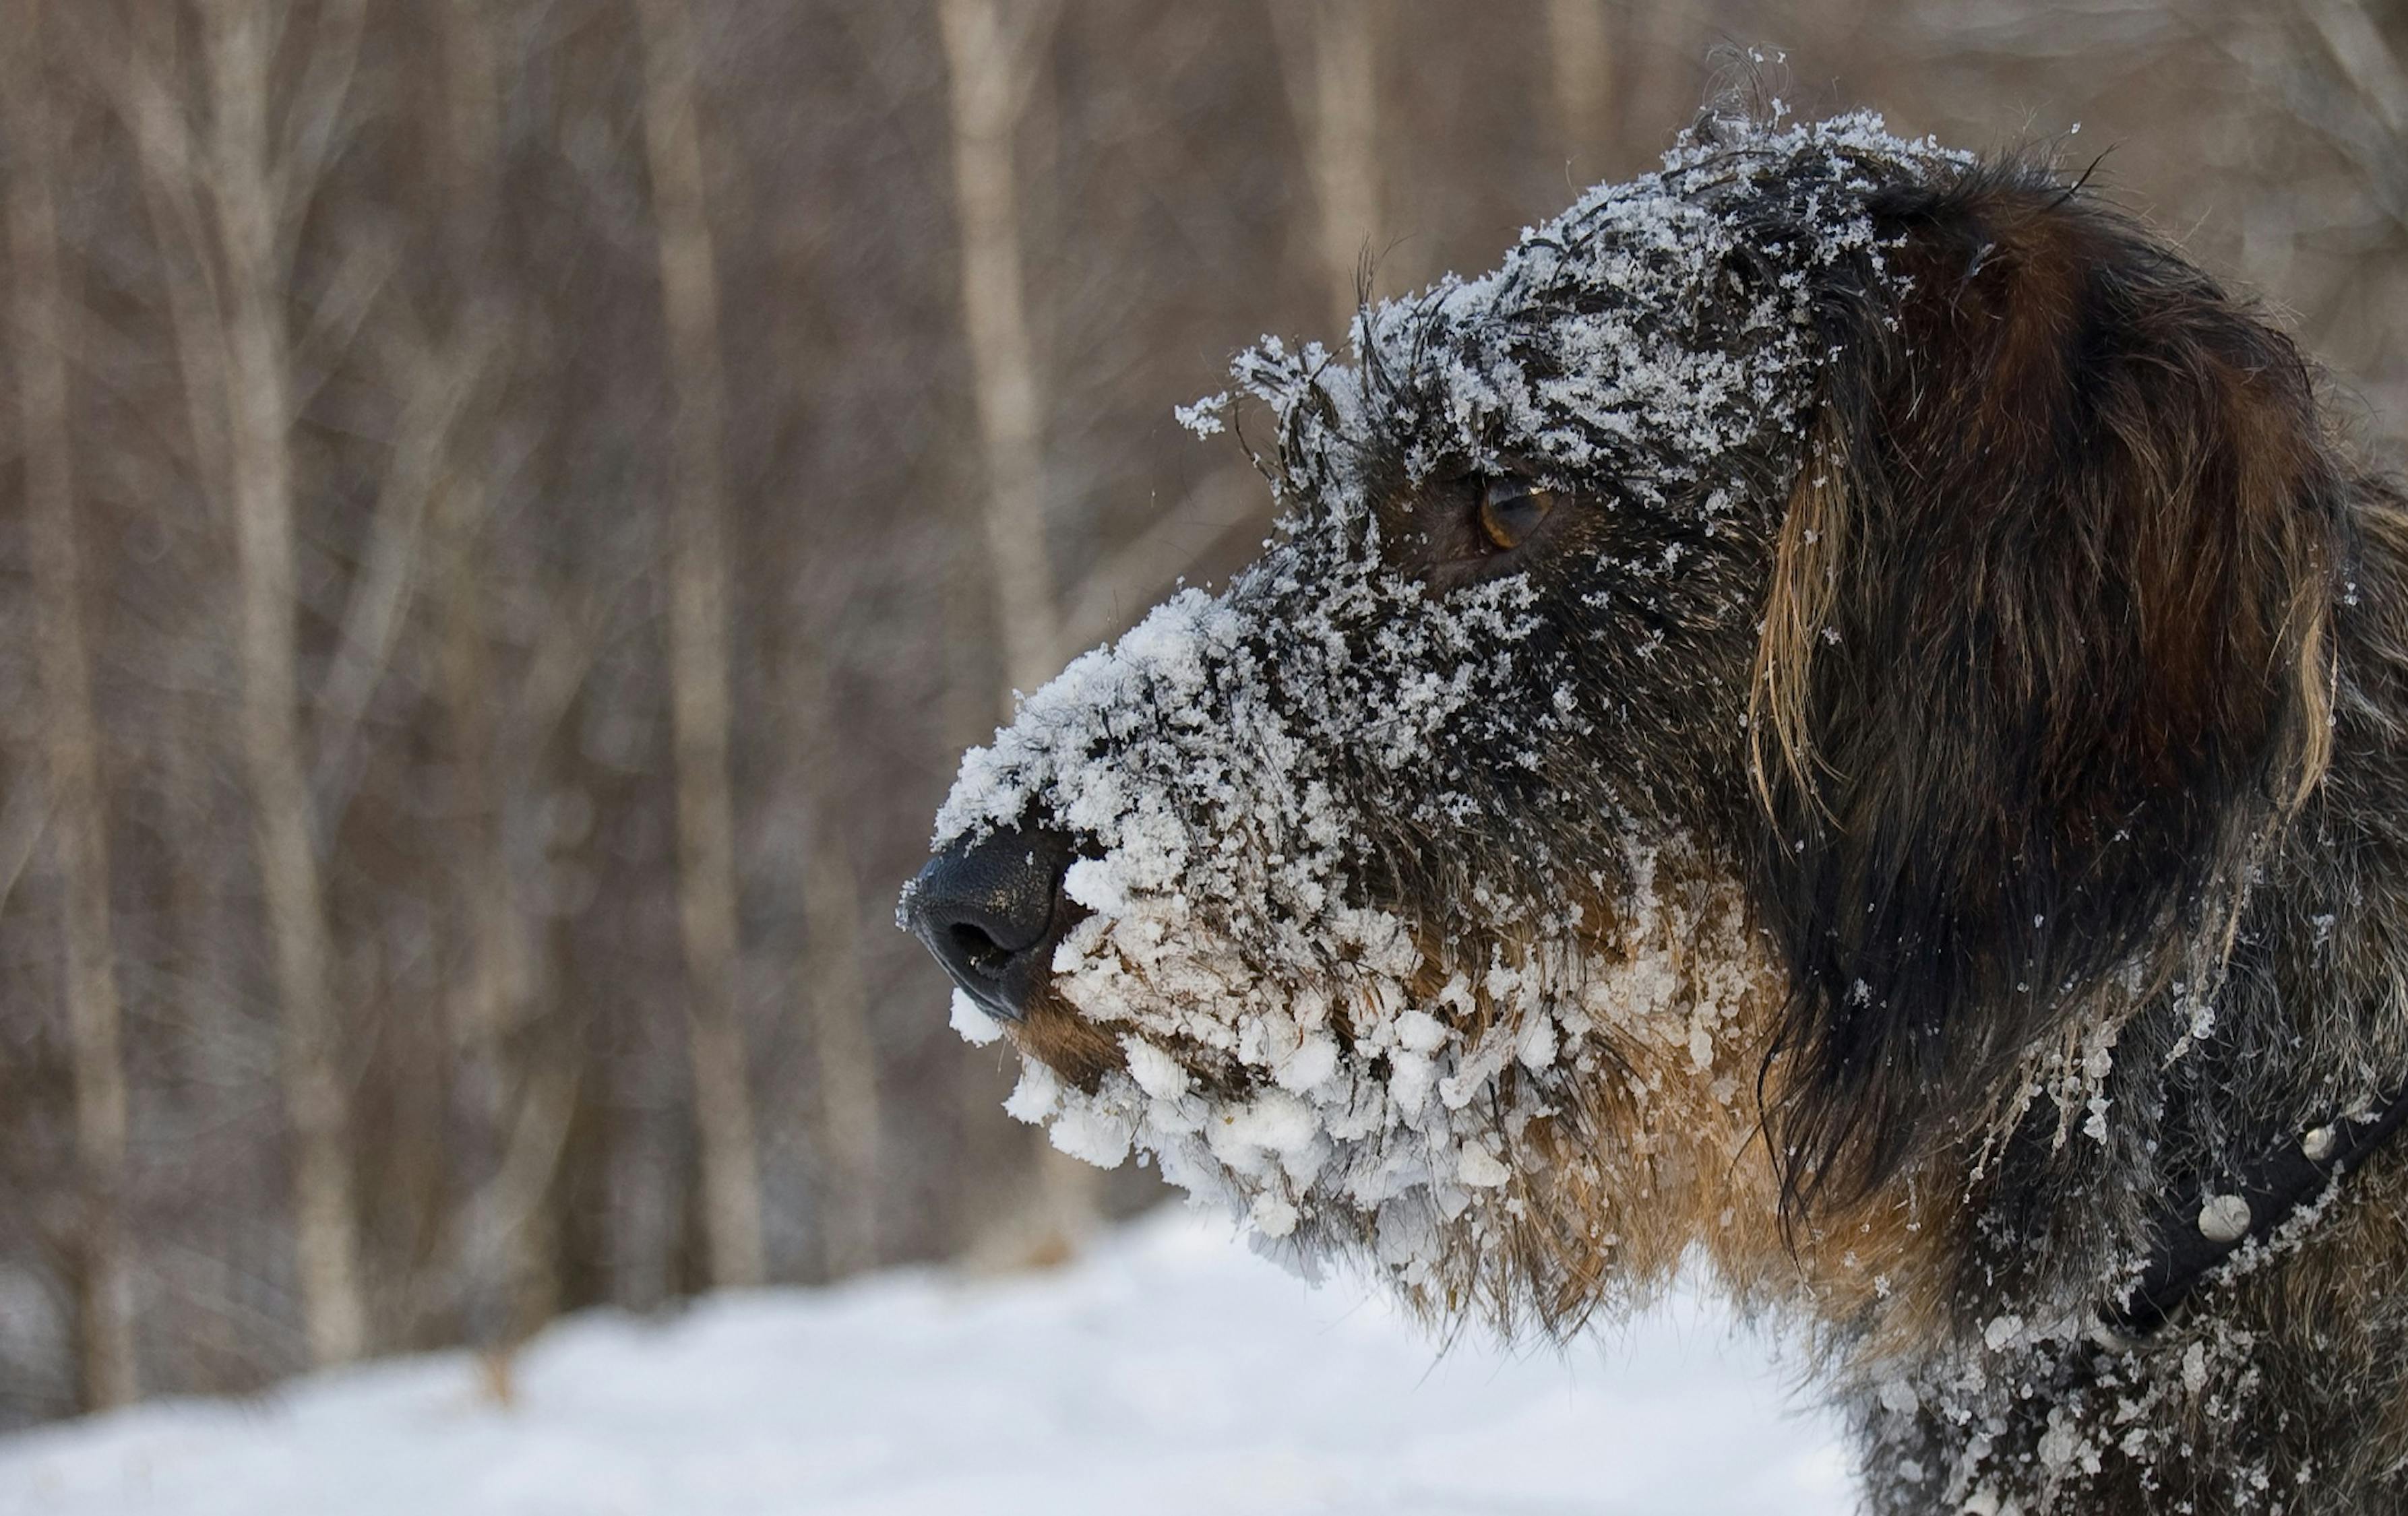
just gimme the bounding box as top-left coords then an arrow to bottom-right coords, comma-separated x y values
902,109 -> 2408,1514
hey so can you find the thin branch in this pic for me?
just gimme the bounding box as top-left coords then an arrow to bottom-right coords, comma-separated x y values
90,3 -> 235,515
502,578 -> 624,759
272,0 -> 371,273
1002,0 -> 1066,121
2302,0 -> 2408,138
289,225 -> 402,416
0,788 -> 51,929
311,327 -> 497,840
2204,7 -> 2408,240
408,1061 -> 580,1329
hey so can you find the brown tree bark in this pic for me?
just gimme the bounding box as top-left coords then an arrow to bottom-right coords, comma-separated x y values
635,0 -> 767,1291
6,0 -> 137,1410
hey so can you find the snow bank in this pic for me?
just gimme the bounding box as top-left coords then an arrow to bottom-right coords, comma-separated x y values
0,1211 -> 1850,1515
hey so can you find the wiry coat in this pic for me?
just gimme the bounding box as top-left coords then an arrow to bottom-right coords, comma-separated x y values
907,112 -> 2408,1514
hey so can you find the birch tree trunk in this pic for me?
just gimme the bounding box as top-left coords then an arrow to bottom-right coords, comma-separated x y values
201,0 -> 370,1367
1276,0 -> 1382,338
789,638 -> 881,1280
938,0 -> 1059,698
6,1 -> 137,1410
1624,2 -> 1697,148
422,0 -> 569,1347
635,0 -> 767,1291
435,414 -> 574,1340
938,0 -> 1104,1263
1545,0 -> 1614,167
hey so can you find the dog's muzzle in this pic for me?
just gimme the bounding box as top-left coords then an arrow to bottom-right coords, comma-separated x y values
902,825 -> 1076,1023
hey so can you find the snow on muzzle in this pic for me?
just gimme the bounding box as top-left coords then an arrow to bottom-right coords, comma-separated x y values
898,111 -> 1959,1322
899,509 -> 1702,1287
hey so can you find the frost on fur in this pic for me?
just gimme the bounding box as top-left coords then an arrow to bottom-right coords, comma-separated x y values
927,114 -> 1954,1323
914,95 -> 2408,1516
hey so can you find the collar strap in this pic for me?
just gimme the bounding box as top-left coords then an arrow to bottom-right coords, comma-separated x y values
2097,1085 -> 2408,1341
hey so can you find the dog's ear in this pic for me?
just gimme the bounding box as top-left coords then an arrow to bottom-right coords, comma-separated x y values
1750,164 -> 2345,1215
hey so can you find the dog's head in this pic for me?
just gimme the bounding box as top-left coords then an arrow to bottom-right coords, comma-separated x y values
903,113 -> 2343,1332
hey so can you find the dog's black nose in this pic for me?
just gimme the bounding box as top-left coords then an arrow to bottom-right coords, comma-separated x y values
902,826 -> 1076,1022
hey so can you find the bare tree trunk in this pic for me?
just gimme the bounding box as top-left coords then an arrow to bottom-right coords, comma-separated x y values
6,1 -> 137,1410
201,0 -> 370,1367
1274,0 -> 1382,338
937,0 -> 1103,1265
1623,1 -> 1697,149
1546,0 -> 1614,169
121,3 -> 229,522
937,0 -> 1060,698
436,443 -> 574,1340
162,665 -> 228,1091
419,0 -> 568,1348
788,639 -> 881,1280
426,372 -> 583,1340
635,0 -> 767,1291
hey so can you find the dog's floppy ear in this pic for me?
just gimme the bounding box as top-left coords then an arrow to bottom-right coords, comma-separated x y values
1750,162 -> 2345,1215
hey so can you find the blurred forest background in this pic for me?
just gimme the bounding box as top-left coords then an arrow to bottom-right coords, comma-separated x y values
0,0 -> 2401,1426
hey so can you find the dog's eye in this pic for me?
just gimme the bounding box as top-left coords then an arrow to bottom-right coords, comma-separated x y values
1477,479 -> 1557,551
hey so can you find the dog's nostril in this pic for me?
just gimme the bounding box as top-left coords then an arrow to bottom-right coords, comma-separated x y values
948,921 -> 1014,980
903,825 -> 1077,1022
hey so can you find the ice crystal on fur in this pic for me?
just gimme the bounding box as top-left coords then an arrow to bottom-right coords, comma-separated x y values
918,97 -> 2408,1513
929,114 -> 1952,1304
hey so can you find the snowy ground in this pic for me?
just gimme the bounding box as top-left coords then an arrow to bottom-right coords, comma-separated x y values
0,1209 -> 1854,1516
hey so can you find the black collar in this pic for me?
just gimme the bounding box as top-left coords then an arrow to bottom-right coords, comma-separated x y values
2097,1085 -> 2408,1341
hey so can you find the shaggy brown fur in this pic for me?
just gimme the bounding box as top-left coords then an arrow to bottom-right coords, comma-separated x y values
1755,170 -> 2344,1222
908,117 -> 2408,1513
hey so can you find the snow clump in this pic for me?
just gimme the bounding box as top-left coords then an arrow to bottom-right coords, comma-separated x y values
928,112 -> 1963,1294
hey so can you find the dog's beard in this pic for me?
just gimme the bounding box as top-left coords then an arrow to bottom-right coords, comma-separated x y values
926,113 -> 1961,1304
1006,831 -> 1778,1300
933,541 -> 1779,1301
